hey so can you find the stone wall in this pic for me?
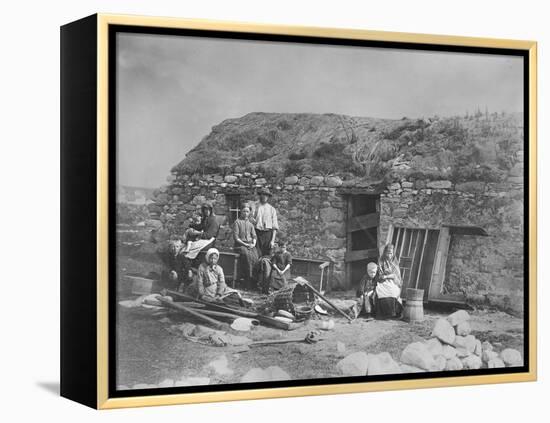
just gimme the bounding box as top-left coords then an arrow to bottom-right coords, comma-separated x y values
149,168 -> 524,314
148,172 -> 350,288
379,178 -> 524,315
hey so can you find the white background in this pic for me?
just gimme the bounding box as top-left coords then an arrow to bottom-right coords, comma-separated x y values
0,0 -> 547,421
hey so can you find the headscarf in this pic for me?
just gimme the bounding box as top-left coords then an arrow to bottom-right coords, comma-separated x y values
378,243 -> 402,287
205,248 -> 220,263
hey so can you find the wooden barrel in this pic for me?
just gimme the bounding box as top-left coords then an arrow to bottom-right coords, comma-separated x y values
403,288 -> 424,322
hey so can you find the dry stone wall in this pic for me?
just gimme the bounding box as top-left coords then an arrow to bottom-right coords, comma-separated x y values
379,177 -> 524,315
149,166 -> 524,313
148,172 -> 351,288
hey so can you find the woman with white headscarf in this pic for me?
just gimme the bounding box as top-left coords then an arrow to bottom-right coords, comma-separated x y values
185,248 -> 239,301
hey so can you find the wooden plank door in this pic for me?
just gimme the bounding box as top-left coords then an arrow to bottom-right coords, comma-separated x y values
427,227 -> 464,302
391,227 -> 440,300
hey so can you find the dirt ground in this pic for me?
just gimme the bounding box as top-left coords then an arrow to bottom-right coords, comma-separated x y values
116,291 -> 524,389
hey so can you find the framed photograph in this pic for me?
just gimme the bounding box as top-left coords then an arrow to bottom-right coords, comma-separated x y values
60,14 -> 537,409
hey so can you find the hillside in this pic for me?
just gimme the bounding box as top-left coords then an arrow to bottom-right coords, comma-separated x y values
172,111 -> 524,183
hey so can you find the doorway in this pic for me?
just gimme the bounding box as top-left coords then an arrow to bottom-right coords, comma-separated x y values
345,194 -> 380,288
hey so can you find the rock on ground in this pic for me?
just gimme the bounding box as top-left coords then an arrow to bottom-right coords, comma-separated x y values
424,338 -> 443,357
454,335 -> 477,354
488,358 -> 506,369
445,356 -> 464,371
174,377 -> 210,387
367,352 -> 401,376
401,342 -> 438,371
455,321 -> 472,336
500,348 -> 523,366
400,364 -> 427,373
241,368 -> 268,383
432,319 -> 456,345
241,366 -> 291,382
265,366 -> 291,381
462,355 -> 482,370
336,352 -> 369,376
434,355 -> 447,371
473,339 -> 483,357
448,310 -> 470,327
206,355 -> 233,376
482,350 -> 499,363
482,341 -> 493,352
442,345 -> 457,359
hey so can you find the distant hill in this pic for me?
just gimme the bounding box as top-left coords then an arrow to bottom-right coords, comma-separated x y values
172,111 -> 524,183
117,185 -> 155,204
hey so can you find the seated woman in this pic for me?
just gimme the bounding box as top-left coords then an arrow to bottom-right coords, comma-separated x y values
269,240 -> 292,292
376,243 -> 403,319
232,205 -> 259,290
186,248 -> 235,301
177,202 -> 219,286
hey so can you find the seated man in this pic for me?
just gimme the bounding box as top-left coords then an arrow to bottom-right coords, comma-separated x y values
355,262 -> 380,317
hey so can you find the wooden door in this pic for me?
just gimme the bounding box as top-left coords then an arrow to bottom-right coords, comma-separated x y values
345,195 -> 380,288
427,227 -> 464,302
390,227 -> 440,300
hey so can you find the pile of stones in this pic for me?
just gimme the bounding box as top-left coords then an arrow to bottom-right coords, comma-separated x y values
336,310 -> 523,376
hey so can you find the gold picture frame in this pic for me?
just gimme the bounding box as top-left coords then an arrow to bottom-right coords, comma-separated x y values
60,13 -> 537,409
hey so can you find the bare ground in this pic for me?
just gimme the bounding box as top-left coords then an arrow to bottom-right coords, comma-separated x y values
116,295 -> 524,388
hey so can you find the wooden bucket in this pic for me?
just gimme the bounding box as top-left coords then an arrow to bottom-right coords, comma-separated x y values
403,288 -> 424,322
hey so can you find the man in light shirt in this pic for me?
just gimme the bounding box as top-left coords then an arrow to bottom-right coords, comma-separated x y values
250,188 -> 278,257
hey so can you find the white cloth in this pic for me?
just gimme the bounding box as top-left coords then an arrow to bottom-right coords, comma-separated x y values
376,280 -> 401,299
182,238 -> 214,259
253,203 -> 279,231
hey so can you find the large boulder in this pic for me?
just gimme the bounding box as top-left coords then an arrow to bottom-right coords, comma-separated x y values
500,349 -> 523,367
367,352 -> 401,376
401,342 -> 438,371
445,356 -> 464,371
441,345 -> 457,359
336,352 -> 369,376
424,338 -> 443,357
434,355 -> 447,371
432,319 -> 456,345
448,310 -> 470,327
400,364 -> 426,374
453,335 -> 477,354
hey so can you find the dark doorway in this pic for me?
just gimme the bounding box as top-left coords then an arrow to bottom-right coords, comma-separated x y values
345,194 -> 380,288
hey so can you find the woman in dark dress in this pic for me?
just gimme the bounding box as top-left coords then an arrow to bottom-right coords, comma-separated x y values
232,205 -> 259,289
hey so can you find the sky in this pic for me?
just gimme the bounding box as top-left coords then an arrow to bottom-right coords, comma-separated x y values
116,32 -> 523,188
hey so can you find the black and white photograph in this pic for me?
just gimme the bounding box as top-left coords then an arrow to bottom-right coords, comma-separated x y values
114,29 -> 527,391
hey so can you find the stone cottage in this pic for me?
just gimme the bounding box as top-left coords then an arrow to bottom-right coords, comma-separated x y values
146,112 -> 525,314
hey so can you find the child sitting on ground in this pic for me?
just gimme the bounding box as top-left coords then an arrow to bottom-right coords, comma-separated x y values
355,262 -> 381,318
